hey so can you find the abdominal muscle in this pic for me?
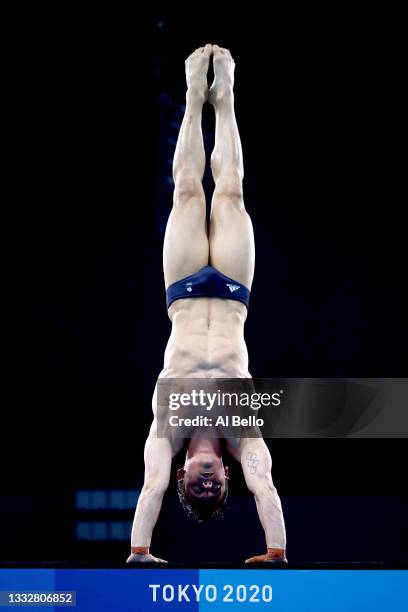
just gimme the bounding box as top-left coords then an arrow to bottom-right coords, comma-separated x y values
159,297 -> 251,379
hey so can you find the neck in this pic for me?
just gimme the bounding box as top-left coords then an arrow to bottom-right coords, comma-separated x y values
186,437 -> 222,458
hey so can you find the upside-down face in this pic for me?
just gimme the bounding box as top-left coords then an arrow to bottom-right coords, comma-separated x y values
179,452 -> 229,501
177,452 -> 229,520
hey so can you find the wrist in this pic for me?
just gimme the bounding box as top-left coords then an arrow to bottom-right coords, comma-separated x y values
131,547 -> 150,555
266,548 -> 286,560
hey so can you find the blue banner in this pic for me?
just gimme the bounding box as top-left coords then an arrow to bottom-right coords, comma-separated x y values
0,569 -> 407,611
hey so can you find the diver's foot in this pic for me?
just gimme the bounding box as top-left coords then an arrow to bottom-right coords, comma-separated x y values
209,45 -> 235,107
185,44 -> 212,105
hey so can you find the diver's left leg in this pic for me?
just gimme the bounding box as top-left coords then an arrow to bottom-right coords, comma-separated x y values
208,45 -> 255,289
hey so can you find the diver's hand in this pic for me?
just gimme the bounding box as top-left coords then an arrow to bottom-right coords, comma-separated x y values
245,549 -> 287,564
126,547 -> 168,563
126,552 -> 168,563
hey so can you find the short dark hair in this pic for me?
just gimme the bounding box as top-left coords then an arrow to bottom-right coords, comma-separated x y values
177,478 -> 229,522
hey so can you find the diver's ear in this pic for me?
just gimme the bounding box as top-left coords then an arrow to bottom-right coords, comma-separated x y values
224,466 -> 230,479
176,468 -> 185,481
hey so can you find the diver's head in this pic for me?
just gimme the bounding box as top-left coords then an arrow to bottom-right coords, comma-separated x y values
176,450 -> 229,521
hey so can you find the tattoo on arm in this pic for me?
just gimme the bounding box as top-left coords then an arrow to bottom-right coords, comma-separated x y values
246,451 -> 259,474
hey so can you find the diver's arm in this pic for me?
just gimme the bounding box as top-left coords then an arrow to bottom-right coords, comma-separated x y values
240,438 -> 287,562
127,422 -> 172,563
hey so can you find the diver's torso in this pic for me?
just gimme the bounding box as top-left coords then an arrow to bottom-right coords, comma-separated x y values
159,297 -> 250,378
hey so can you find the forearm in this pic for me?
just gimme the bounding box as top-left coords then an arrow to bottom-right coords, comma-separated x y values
240,439 -> 287,551
254,481 -> 286,550
130,485 -> 165,548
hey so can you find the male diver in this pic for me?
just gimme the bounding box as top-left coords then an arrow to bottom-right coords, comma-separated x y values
127,44 -> 287,564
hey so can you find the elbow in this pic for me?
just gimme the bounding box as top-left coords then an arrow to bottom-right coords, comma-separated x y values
142,480 -> 168,498
250,477 -> 276,500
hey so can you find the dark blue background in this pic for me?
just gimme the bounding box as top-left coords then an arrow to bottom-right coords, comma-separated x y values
2,9 -> 406,564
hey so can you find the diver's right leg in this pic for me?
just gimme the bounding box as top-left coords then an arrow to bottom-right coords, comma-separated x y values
163,45 -> 212,288
208,45 -> 255,290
